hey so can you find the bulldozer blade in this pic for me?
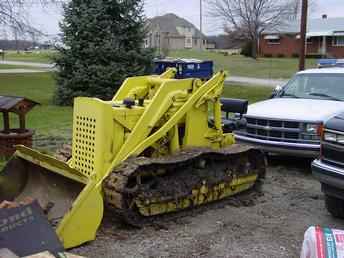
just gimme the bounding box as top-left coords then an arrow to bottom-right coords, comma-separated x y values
0,145 -> 87,222
0,145 -> 104,248
0,158 -> 83,221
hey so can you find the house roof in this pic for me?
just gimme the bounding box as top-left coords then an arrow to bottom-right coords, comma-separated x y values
147,13 -> 205,38
263,17 -> 344,36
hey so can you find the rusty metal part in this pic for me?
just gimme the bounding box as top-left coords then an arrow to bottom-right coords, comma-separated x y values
103,145 -> 266,226
0,197 -> 34,209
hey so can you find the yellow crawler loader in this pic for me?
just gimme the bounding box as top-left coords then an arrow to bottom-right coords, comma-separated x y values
0,69 -> 266,248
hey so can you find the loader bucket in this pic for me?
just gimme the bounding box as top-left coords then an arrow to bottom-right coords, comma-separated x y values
0,156 -> 83,221
0,145 -> 104,248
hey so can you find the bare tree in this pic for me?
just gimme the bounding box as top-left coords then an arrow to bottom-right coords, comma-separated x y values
11,25 -> 20,53
289,0 -> 317,20
208,0 -> 298,58
0,0 -> 59,33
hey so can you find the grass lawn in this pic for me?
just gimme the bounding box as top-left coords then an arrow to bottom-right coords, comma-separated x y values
170,50 -> 317,79
223,84 -> 272,103
0,73 -> 73,154
3,50 -> 56,63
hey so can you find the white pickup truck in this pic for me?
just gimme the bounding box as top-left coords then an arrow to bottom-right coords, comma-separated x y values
235,68 -> 344,157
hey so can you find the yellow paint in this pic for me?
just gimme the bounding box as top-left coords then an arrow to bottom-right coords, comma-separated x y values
134,174 -> 257,217
8,68 -> 255,248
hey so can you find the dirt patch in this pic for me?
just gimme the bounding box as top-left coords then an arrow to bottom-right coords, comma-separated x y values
73,156 -> 344,258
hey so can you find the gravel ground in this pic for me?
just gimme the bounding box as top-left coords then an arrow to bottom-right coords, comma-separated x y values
73,156 -> 344,258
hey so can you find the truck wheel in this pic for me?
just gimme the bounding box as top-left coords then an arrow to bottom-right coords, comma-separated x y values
325,194 -> 344,218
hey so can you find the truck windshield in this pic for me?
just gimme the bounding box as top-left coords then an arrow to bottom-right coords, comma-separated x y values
281,73 -> 344,101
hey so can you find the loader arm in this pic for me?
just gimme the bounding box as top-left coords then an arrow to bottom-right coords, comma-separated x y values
113,68 -> 177,101
109,71 -> 227,170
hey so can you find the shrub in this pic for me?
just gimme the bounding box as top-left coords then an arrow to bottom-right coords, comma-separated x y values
306,54 -> 323,59
240,41 -> 253,57
277,53 -> 285,58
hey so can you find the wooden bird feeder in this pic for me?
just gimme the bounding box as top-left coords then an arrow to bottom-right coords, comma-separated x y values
0,95 -> 39,157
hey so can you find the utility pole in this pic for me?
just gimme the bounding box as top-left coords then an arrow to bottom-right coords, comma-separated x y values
200,0 -> 203,50
299,0 -> 308,71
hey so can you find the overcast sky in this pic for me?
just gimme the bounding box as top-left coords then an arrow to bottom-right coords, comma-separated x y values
28,0 -> 344,37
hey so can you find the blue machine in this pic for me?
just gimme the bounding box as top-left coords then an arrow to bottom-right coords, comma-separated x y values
317,59 -> 344,68
153,58 -> 214,80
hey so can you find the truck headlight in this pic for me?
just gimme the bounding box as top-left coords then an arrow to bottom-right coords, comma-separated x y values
303,123 -> 323,136
305,124 -> 318,134
324,132 -> 337,142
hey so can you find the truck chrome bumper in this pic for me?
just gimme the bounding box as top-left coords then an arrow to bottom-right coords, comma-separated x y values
312,159 -> 344,190
234,134 -> 320,157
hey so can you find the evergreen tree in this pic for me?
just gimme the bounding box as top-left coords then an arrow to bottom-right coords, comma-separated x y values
54,0 -> 153,105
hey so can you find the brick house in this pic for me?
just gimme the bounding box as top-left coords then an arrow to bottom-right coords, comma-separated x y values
260,16 -> 344,58
144,13 -> 207,51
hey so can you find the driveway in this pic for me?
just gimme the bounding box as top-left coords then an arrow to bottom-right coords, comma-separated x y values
73,156 -> 340,258
226,76 -> 287,87
0,60 -> 55,73
0,60 -> 54,69
0,69 -> 50,74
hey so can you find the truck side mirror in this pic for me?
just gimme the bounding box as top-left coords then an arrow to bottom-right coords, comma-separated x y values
275,85 -> 282,92
270,85 -> 283,98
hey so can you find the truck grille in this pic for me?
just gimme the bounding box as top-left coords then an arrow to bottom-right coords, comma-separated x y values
244,117 -> 302,143
322,130 -> 344,167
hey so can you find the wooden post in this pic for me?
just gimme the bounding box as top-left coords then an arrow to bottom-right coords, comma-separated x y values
19,114 -> 26,133
2,112 -> 10,134
299,0 -> 308,71
322,35 -> 327,57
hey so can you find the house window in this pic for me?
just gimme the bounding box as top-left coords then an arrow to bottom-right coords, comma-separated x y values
185,37 -> 193,48
264,35 -> 280,45
267,38 -> 280,44
333,36 -> 344,46
307,37 -> 312,44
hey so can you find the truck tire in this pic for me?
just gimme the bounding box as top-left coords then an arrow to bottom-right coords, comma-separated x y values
325,194 -> 344,218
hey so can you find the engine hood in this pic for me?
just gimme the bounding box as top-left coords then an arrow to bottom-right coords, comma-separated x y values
324,112 -> 344,131
246,98 -> 344,122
